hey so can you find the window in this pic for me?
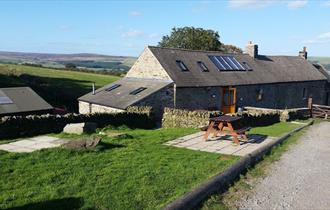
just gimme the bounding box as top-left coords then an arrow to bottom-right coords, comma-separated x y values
197,61 -> 209,72
257,89 -> 264,101
208,55 -> 251,71
302,88 -> 307,99
0,96 -> 13,105
0,90 -> 13,105
105,84 -> 121,92
130,87 -> 147,95
176,60 -> 189,71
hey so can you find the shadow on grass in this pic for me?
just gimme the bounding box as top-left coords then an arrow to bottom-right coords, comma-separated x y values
3,197 -> 84,210
97,142 -> 125,151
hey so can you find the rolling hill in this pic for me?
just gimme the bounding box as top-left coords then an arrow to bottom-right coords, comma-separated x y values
309,57 -> 330,71
0,51 -> 136,71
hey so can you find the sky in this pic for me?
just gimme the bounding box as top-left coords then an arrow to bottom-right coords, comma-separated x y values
1,0 -> 330,57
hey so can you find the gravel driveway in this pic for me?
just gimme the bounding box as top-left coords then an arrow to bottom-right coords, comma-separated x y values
238,121 -> 330,210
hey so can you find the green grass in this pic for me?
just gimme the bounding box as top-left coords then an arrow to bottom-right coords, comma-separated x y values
249,121 -> 302,137
0,64 -> 120,111
201,123 -> 309,210
0,127 -> 239,210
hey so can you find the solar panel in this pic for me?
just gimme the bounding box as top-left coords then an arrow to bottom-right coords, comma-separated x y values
209,55 -> 250,71
105,84 -> 121,92
0,96 -> 13,105
208,56 -> 225,70
130,87 -> 147,95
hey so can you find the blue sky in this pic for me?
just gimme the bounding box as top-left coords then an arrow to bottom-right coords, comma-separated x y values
1,0 -> 330,57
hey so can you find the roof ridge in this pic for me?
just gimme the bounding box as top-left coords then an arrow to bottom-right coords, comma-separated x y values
147,45 -> 246,55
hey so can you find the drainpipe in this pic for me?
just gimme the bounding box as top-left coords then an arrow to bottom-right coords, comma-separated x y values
92,82 -> 95,95
173,83 -> 177,108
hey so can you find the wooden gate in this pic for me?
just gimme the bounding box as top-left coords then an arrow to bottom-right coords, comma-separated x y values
308,98 -> 330,119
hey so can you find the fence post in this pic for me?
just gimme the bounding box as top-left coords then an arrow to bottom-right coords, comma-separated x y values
308,97 -> 313,118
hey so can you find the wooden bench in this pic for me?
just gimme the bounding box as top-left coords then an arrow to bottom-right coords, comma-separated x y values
234,127 -> 251,142
235,127 -> 251,134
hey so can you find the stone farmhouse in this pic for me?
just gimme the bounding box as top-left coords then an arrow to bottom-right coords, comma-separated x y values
78,42 -> 330,118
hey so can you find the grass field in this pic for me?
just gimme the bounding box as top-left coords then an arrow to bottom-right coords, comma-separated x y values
0,121 -> 304,210
0,127 -> 239,210
0,64 -> 120,111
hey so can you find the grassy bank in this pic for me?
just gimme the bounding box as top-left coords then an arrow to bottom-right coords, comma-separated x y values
0,127 -> 239,210
0,64 -> 120,111
0,121 -> 304,210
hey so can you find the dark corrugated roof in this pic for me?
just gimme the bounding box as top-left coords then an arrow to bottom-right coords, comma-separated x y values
148,46 -> 327,87
0,87 -> 53,115
78,77 -> 172,109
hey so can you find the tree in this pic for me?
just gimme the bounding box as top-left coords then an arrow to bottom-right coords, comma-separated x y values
65,63 -> 77,69
158,26 -> 242,53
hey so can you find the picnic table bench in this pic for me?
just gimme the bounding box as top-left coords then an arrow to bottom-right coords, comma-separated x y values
204,115 -> 250,144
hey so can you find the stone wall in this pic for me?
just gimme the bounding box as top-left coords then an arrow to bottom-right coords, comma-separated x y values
0,109 -> 155,140
162,107 -> 222,128
134,85 -> 175,120
175,87 -> 222,110
243,106 -> 310,122
79,101 -> 125,114
236,81 -> 327,109
126,47 -> 173,80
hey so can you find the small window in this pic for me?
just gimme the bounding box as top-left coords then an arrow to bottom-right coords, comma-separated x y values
302,88 -> 307,99
176,60 -> 189,71
197,61 -> 209,72
0,96 -> 13,105
257,89 -> 263,101
105,84 -> 121,92
242,62 -> 252,71
130,87 -> 147,95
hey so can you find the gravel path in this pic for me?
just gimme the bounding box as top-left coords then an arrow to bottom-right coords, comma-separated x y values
238,121 -> 330,210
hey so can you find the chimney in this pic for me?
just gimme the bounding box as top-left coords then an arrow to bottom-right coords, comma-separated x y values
246,41 -> 258,58
92,82 -> 95,95
299,46 -> 307,60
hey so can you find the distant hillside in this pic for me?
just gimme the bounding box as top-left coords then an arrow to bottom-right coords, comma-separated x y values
309,57 -> 330,71
0,51 -> 136,71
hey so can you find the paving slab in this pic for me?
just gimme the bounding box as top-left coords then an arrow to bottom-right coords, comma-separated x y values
0,136 -> 68,153
166,132 -> 276,156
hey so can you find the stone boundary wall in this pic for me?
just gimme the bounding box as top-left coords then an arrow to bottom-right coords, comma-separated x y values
0,106 -> 154,140
161,106 -> 309,129
244,106 -> 310,122
162,108 -> 222,128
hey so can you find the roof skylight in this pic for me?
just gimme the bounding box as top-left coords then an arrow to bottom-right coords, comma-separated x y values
105,84 -> 121,92
130,87 -> 147,95
176,60 -> 189,71
197,61 -> 209,72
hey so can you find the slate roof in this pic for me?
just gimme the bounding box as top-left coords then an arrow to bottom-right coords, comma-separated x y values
148,46 -> 327,87
0,87 -> 53,115
78,77 -> 172,109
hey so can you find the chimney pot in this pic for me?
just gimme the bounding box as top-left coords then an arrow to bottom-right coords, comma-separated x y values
246,41 -> 258,58
299,46 -> 308,59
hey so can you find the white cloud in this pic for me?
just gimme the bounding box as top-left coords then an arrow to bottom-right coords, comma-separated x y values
287,0 -> 308,9
304,32 -> 330,44
130,11 -> 142,16
121,29 -> 144,38
228,0 -> 276,9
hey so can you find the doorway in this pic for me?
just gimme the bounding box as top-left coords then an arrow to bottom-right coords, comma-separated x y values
222,87 -> 236,113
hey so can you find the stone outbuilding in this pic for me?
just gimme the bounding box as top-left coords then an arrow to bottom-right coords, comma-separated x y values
78,42 -> 330,118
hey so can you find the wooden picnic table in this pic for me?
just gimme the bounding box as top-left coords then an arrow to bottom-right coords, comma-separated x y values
204,115 -> 250,144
